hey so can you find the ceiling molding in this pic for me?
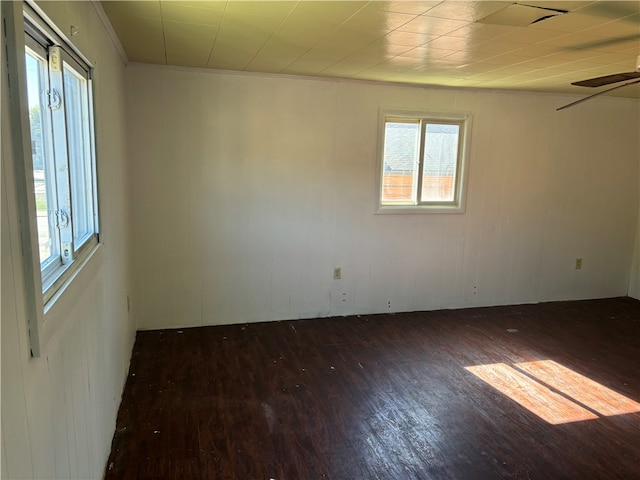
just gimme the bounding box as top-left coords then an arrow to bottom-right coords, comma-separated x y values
90,0 -> 128,65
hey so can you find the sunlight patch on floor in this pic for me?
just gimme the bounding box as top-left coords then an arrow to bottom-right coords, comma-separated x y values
465,360 -> 640,425
515,360 -> 640,417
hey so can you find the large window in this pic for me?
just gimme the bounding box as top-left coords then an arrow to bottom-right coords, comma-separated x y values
376,109 -> 471,214
23,12 -> 99,303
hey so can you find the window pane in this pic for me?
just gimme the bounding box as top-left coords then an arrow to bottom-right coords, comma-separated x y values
63,63 -> 94,248
381,121 -> 420,204
421,123 -> 459,202
25,50 -> 58,266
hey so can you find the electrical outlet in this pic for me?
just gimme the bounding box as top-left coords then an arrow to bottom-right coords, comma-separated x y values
575,258 -> 583,270
333,267 -> 342,280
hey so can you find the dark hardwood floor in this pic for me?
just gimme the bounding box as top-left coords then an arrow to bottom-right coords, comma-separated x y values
105,297 -> 640,479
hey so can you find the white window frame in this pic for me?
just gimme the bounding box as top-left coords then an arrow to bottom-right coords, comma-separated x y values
23,6 -> 100,303
2,1 -> 100,356
375,108 -> 472,214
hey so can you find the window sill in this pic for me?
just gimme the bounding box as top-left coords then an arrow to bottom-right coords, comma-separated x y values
375,204 -> 466,214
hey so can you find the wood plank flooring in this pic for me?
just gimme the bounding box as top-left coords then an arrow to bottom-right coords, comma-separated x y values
105,297 -> 640,479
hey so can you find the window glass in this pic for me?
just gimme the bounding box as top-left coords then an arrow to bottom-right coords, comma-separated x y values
63,62 -> 94,248
421,123 -> 460,202
25,48 -> 59,266
381,120 -> 420,204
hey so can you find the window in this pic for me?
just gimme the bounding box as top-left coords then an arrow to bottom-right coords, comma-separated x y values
376,109 -> 471,214
23,11 -> 99,303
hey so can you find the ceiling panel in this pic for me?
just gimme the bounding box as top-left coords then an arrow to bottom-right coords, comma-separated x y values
163,20 -> 216,67
101,0 -> 640,99
160,2 -> 224,25
400,15 -> 471,35
288,1 -> 368,28
364,1 -> 440,16
424,1 -> 508,22
581,16 -> 640,38
574,1 -> 640,18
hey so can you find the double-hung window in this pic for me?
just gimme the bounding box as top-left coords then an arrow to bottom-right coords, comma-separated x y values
376,109 -> 472,214
23,10 -> 99,303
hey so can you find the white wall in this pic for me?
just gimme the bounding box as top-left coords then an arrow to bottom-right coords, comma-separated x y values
1,2 -> 134,479
128,65 -> 639,330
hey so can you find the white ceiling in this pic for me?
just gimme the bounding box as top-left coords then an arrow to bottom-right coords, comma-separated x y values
101,1 -> 640,98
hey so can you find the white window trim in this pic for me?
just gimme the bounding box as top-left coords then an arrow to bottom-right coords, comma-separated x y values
375,108 -> 472,214
2,0 -> 101,356
24,5 -> 100,299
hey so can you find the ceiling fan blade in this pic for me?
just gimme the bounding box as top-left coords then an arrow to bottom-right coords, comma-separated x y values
557,79 -> 640,111
572,71 -> 640,88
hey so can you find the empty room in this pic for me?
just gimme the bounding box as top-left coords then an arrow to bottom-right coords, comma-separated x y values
2,0 -> 640,479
